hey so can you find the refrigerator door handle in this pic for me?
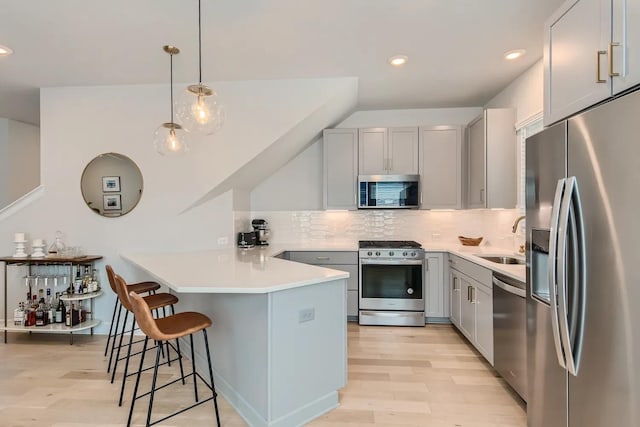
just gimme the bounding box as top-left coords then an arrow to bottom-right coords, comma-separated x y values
549,178 -> 567,369
557,177 -> 575,374
571,177 -> 587,375
557,176 -> 587,376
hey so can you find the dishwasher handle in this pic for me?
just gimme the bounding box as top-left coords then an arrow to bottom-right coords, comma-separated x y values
493,277 -> 526,298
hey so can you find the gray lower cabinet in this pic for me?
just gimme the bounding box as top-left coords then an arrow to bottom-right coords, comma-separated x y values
287,251 -> 359,320
448,254 -> 494,365
424,253 -> 448,320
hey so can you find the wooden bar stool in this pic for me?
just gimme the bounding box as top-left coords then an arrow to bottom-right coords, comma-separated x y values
104,265 -> 160,360
127,291 -> 221,427
111,274 -> 181,407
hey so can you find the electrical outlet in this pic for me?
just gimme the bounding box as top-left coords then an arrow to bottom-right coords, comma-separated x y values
298,308 -> 315,323
217,236 -> 228,246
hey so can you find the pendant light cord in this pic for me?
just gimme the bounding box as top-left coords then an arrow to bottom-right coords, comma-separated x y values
170,51 -> 174,124
198,0 -> 202,84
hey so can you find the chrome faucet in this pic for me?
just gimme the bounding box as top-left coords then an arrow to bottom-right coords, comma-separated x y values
512,215 -> 526,233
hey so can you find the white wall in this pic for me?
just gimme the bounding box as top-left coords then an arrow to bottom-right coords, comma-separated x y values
485,60 -> 543,126
0,120 -> 7,206
337,107 -> 482,127
0,78 -> 355,332
0,118 -> 40,209
249,137 -> 324,211
250,107 -> 482,211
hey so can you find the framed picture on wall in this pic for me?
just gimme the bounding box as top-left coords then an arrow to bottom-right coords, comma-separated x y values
103,194 -> 122,211
102,176 -> 121,192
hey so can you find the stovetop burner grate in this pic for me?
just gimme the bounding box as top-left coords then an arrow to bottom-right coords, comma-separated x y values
358,240 -> 422,249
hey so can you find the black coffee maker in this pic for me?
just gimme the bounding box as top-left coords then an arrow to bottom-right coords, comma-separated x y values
251,219 -> 270,246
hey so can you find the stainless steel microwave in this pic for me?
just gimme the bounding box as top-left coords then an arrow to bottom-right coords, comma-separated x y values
358,175 -> 420,209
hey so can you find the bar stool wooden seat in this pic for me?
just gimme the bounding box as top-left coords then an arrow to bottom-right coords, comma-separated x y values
104,265 -> 161,358
127,291 -> 221,427
110,274 -> 180,407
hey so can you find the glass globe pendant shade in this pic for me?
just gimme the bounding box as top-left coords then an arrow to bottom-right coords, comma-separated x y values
176,84 -> 225,136
153,123 -> 191,156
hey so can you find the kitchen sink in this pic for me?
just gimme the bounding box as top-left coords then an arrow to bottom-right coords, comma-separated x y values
476,255 -> 525,265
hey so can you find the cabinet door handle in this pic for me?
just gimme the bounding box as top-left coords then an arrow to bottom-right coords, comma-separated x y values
453,277 -> 458,291
467,286 -> 471,301
609,42 -> 620,77
470,287 -> 475,304
316,256 -> 330,261
596,50 -> 607,83
480,189 -> 485,203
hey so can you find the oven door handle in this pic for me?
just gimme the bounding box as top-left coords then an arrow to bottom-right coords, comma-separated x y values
360,259 -> 424,266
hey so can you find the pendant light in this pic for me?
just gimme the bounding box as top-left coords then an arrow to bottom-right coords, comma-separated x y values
153,46 -> 191,155
176,0 -> 225,136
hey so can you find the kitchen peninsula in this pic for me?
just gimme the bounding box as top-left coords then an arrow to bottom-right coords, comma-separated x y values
121,248 -> 349,427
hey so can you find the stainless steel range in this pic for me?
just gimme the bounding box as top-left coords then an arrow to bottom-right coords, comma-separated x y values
358,240 -> 425,326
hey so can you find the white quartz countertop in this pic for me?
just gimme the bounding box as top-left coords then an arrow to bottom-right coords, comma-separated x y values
121,248 -> 349,294
121,241 -> 525,295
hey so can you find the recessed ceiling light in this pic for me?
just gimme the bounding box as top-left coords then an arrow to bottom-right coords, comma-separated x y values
0,44 -> 14,57
504,49 -> 526,60
388,55 -> 408,67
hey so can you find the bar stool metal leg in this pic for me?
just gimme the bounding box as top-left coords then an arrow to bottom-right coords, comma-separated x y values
189,333 -> 199,402
108,308 -> 128,374
110,310 -> 131,383
107,304 -> 123,372
147,341 -> 163,427
118,318 -> 137,406
127,336 -> 149,427
104,298 -> 120,356
203,329 -> 221,427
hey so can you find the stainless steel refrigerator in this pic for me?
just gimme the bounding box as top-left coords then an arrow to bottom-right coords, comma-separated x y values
526,90 -> 640,427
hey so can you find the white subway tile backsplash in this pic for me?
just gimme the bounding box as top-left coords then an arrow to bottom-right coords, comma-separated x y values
236,209 -> 522,251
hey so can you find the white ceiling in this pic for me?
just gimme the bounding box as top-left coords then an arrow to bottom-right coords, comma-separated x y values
0,0 -> 563,125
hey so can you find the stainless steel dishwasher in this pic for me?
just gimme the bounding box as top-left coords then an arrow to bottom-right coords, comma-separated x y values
493,272 -> 527,401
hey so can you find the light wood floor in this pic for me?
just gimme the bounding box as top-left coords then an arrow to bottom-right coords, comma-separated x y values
0,324 -> 525,427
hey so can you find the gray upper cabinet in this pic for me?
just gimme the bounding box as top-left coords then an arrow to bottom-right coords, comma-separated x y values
388,127 -> 419,174
544,0 -> 640,125
323,129 -> 358,210
467,117 -> 486,208
612,0 -> 640,94
467,109 -> 516,209
418,125 -> 463,209
358,127 -> 418,175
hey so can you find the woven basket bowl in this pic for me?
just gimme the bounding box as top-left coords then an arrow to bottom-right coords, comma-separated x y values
458,236 -> 483,246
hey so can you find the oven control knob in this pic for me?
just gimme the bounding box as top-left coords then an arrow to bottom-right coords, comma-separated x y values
375,251 -> 381,256
389,251 -> 394,256
407,288 -> 414,295
367,251 -> 372,256
410,252 -> 416,257
402,251 -> 408,257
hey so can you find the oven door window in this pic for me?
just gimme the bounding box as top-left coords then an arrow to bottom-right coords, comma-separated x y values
361,264 -> 423,299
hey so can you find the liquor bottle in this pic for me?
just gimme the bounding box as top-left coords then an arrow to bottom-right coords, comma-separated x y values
92,273 -> 100,292
74,269 -> 82,294
65,303 -> 71,327
24,305 -> 36,327
55,297 -> 64,324
13,302 -> 25,326
35,302 -> 46,326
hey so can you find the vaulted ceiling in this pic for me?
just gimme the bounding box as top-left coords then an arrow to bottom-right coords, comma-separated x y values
0,0 -> 563,125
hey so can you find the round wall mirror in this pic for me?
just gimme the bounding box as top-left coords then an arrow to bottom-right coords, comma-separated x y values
80,153 -> 143,217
